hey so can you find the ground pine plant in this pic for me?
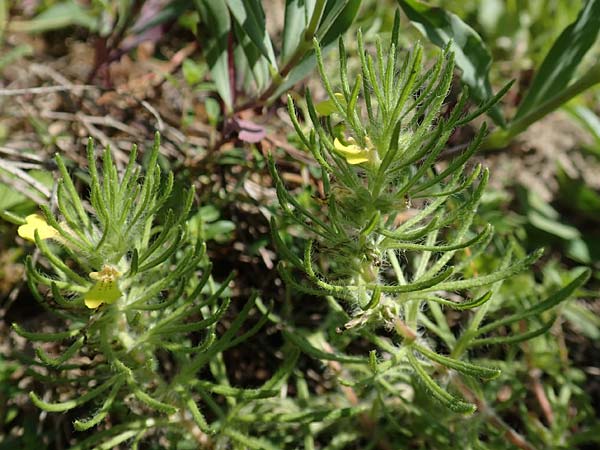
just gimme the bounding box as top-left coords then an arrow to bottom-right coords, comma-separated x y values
270,13 -> 591,431
7,134 -> 300,449
5,13 -> 593,450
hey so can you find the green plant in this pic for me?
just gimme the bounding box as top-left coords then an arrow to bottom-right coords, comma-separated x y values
270,13 -> 590,418
2,3 -> 597,449
5,134 -> 298,448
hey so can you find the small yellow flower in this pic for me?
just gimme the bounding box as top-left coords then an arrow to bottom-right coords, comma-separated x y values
17,214 -> 59,242
84,265 -> 122,309
333,137 -> 375,165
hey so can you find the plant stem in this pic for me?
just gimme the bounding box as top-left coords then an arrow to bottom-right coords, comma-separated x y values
482,62 -> 600,150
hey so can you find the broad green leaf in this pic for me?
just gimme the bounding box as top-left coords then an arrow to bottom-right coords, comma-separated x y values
564,104 -> 600,157
226,0 -> 278,68
563,301 -> 600,339
282,0 -> 317,62
182,58 -> 207,85
514,0 -> 600,120
566,238 -> 591,264
194,0 -> 233,110
232,19 -> 270,91
0,183 -> 28,212
318,0 -> 362,47
205,97 -> 221,125
8,1 -> 98,33
397,0 -> 504,126
315,92 -> 346,115
557,165 -> 600,220
0,169 -> 52,214
519,186 -> 582,239
528,210 -> 581,240
130,0 -> 190,34
272,0 -> 361,99
205,220 -> 235,243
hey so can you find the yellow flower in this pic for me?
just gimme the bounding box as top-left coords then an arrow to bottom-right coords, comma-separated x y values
84,265 -> 122,309
17,214 -> 59,242
333,137 -> 375,165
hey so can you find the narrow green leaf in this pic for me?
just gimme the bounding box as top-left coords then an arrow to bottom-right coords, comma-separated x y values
477,268 -> 591,336
380,215 -> 439,241
425,249 -> 543,292
397,0 -> 504,126
34,230 -> 89,286
284,330 -> 366,364
68,420 -> 160,450
13,323 -> 81,342
178,388 -> 213,434
131,386 -> 177,414
407,352 -> 476,413
223,429 -> 280,450
366,267 -> 454,294
383,224 -> 492,252
565,104 -> 600,153
0,209 -> 26,225
36,336 -> 84,367
234,406 -> 365,424
73,380 -> 124,431
29,376 -> 118,412
192,380 -> 277,400
271,218 -> 303,269
413,343 -> 500,380
470,317 -> 556,348
55,153 -> 89,228
421,291 -> 493,311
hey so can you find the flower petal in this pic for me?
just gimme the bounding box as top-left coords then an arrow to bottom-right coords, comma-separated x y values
334,138 -> 362,155
17,214 -> 59,242
345,154 -> 370,164
83,294 -> 105,309
84,265 -> 122,309
83,280 -> 122,309
333,138 -> 371,164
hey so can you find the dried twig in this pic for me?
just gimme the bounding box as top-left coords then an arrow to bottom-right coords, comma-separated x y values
453,377 -> 539,450
0,159 -> 51,197
0,85 -> 97,96
0,173 -> 47,205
